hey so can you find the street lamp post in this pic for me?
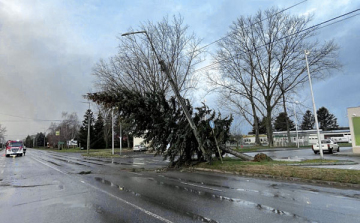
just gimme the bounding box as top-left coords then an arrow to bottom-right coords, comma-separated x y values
119,120 -> 122,156
305,50 -> 323,158
121,31 -> 207,159
293,101 -> 299,148
112,109 -> 114,155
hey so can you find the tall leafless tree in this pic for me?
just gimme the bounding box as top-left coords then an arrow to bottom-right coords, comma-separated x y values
0,124 -> 6,143
46,112 -> 80,148
208,8 -> 340,146
93,15 -> 205,99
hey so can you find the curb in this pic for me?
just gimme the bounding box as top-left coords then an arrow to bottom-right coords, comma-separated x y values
192,167 -> 360,189
283,161 -> 358,166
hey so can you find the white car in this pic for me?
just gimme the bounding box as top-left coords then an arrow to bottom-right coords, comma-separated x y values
312,139 -> 340,154
133,144 -> 146,152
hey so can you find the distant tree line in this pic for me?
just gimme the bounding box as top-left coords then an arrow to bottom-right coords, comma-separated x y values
249,106 -> 339,135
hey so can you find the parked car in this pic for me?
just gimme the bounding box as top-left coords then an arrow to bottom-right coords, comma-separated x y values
5,140 -> 25,157
312,139 -> 340,154
133,144 -> 147,152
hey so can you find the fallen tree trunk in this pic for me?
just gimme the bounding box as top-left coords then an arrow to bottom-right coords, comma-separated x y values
221,147 -> 252,161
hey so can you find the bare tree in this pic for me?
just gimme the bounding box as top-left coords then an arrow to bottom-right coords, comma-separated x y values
46,112 -> 80,148
93,15 -> 205,99
209,8 -> 340,146
97,105 -> 112,149
0,124 -> 6,143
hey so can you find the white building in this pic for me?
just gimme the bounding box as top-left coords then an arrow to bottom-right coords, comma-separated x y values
348,106 -> 360,154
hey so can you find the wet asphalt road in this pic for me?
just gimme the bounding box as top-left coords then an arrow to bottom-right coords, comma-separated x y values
1,149 -> 360,223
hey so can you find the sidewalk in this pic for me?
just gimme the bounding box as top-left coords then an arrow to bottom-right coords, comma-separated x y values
333,150 -> 360,157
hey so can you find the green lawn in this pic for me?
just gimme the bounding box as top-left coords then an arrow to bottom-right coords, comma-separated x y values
196,158 -> 360,184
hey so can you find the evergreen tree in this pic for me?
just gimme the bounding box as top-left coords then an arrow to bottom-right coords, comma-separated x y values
24,135 -> 32,148
274,112 -> 295,131
317,107 -> 338,130
93,113 -> 105,149
36,132 -> 45,147
78,109 -> 95,149
87,89 -> 237,166
301,110 -> 315,130
251,117 -> 267,135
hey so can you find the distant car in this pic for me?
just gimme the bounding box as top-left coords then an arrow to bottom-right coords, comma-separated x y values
5,140 -> 25,157
312,139 -> 340,154
133,144 -> 146,152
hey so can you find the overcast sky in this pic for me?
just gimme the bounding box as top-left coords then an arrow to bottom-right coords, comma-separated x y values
0,0 -> 359,140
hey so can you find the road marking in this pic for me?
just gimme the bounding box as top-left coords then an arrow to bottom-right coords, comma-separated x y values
31,156 -> 173,223
31,157 -> 69,175
80,180 -> 173,223
129,172 -> 143,176
181,182 -> 223,192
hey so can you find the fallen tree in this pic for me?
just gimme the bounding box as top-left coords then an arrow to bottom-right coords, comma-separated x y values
86,89 -> 251,166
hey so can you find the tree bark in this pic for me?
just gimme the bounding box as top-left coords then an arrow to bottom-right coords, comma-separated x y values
221,147 -> 252,161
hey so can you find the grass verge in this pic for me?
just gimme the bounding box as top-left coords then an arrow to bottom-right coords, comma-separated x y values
196,158 -> 360,184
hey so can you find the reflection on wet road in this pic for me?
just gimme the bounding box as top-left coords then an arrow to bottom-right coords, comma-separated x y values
0,148 -> 360,223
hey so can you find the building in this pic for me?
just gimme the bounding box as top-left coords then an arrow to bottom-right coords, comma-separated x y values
243,129 -> 351,147
347,107 -> 360,154
242,134 -> 268,145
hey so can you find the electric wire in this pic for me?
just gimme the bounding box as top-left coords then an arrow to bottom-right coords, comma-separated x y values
188,0 -> 308,57
193,9 -> 360,74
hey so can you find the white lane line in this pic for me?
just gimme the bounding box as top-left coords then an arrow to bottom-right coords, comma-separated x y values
128,172 -> 143,176
181,182 -> 223,192
80,180 -> 173,223
31,156 -> 173,223
31,157 -> 68,175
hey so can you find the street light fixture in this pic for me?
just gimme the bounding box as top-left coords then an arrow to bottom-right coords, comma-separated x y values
304,50 -> 323,158
121,31 -> 207,158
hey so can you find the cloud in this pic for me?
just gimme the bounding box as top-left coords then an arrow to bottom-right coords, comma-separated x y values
0,0 -> 358,139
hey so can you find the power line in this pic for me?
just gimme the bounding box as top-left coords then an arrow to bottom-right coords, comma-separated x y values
193,9 -> 360,74
190,0 -> 308,56
0,112 -> 62,122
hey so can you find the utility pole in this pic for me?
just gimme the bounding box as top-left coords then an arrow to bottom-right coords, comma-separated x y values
120,122 -> 122,156
87,107 -> 90,155
44,129 -> 46,148
121,31 -> 207,160
111,109 -> 114,155
305,50 -> 323,158
293,101 -> 299,149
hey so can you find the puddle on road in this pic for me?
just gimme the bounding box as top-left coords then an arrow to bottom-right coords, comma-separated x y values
47,160 -> 61,166
78,171 -> 92,175
94,176 -> 218,222
158,174 -> 235,190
